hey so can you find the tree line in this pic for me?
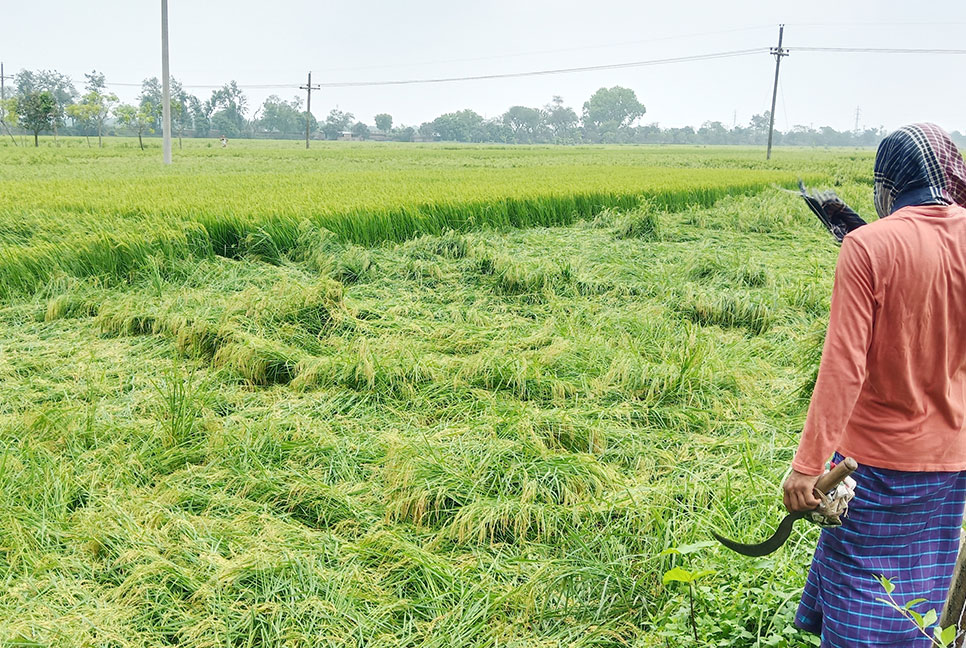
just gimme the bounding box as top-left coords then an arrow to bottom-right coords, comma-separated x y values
2,68 -> 962,148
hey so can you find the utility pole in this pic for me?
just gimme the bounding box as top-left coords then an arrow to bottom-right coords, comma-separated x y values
766,24 -> 788,160
300,71 -> 320,149
161,0 -> 172,165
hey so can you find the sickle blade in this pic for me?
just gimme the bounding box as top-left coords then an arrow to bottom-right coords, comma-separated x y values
712,511 -> 805,557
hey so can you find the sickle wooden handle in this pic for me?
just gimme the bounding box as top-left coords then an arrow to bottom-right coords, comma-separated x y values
814,457 -> 858,495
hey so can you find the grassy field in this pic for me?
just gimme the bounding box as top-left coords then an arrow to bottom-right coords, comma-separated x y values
0,139 -> 876,646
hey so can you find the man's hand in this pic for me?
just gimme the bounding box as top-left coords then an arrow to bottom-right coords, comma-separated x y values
783,469 -> 822,512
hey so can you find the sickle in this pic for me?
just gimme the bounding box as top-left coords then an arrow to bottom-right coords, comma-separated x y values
713,457 -> 858,557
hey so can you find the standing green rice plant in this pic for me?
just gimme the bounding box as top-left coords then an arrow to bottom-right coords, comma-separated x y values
150,363 -> 213,447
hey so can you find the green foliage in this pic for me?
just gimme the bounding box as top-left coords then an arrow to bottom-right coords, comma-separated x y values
374,113 -> 392,133
15,91 -> 57,145
351,121 -> 371,140
321,108 -> 354,140
207,80 -> 248,137
258,94 -> 309,135
0,142 -> 822,299
431,109 -> 486,142
876,576 -> 958,647
0,143 -> 862,646
114,102 -> 156,150
14,69 -> 77,121
582,86 -> 646,142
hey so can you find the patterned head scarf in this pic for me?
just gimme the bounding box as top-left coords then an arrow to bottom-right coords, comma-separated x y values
873,123 -> 966,219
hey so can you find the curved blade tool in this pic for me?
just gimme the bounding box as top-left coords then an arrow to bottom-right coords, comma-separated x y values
712,457 -> 857,557
712,512 -> 805,557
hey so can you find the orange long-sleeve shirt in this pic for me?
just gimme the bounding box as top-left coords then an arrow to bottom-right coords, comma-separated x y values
793,203 -> 966,475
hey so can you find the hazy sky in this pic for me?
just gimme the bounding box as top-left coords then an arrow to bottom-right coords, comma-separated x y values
5,1 -> 966,133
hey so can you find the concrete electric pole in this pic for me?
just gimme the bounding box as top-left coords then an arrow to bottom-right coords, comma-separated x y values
766,24 -> 788,160
300,72 -> 320,149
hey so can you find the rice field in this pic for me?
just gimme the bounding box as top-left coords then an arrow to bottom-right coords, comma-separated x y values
0,138 -> 874,647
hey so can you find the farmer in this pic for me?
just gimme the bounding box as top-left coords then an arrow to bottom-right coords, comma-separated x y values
785,123 -> 966,646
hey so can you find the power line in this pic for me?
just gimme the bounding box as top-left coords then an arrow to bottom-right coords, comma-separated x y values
97,48 -> 767,92
785,21 -> 966,28
94,43 -> 966,93
301,23 -> 966,75
103,81 -> 295,89
316,48 -> 769,88
310,24 -> 775,74
789,46 -> 966,55
77,39 -> 966,102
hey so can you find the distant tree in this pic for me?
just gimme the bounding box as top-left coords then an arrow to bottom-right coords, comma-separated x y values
374,113 -> 393,133
697,121 -> 728,145
582,86 -> 645,142
482,118 -> 512,143
66,101 -> 98,146
170,102 -> 188,147
15,70 -> 77,136
13,70 -> 37,96
140,77 -> 162,106
210,110 -> 242,138
169,80 -> 193,148
188,95 -> 211,137
207,81 -> 248,137
351,121 -> 371,140
749,112 -> 771,142
257,95 -> 306,135
667,126 -> 696,145
115,102 -> 155,150
16,91 -> 57,146
84,70 -> 106,94
0,98 -> 18,144
395,125 -> 415,142
544,95 -> 578,143
139,77 -> 163,131
418,122 -> 435,141
0,98 -> 16,127
78,89 -> 117,147
322,108 -> 354,139
431,109 -> 484,142
16,70 -> 77,111
502,105 -> 543,143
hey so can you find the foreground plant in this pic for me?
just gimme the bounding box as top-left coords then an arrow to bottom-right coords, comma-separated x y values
877,576 -> 958,647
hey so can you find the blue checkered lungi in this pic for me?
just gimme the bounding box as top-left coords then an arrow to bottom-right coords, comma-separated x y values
795,455 -> 966,646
